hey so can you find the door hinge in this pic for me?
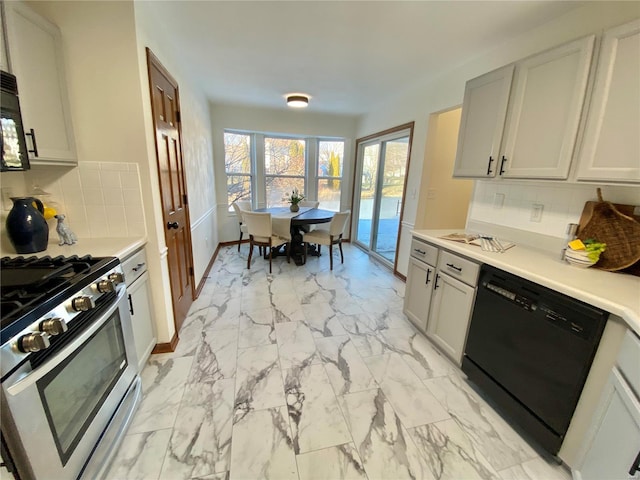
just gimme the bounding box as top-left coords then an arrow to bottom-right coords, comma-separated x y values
183,194 -> 188,205
176,111 -> 181,123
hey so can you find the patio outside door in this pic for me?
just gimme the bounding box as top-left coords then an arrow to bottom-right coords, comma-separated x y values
354,124 -> 412,270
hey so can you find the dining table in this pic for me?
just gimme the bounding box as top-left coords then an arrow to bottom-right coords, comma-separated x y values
254,206 -> 336,265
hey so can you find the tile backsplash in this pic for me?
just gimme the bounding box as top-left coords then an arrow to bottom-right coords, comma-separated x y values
468,180 -> 640,238
1,162 -> 146,239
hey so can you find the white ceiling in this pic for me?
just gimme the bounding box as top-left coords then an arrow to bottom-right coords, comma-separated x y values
142,1 -> 586,116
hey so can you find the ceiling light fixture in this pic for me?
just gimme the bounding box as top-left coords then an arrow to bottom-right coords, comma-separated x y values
287,94 -> 309,108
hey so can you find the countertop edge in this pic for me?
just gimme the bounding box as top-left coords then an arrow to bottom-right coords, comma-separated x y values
1,237 -> 148,261
411,229 -> 640,336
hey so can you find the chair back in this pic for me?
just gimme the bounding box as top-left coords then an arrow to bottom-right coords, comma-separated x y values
299,200 -> 319,209
243,211 -> 272,238
231,202 -> 244,222
237,200 -> 252,212
329,210 -> 350,236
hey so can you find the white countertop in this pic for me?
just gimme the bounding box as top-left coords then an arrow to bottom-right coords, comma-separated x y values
1,236 -> 146,260
412,230 -> 640,335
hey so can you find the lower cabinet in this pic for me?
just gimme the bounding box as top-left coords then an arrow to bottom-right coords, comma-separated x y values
404,256 -> 436,331
426,271 -> 476,364
403,237 -> 479,365
122,248 -> 156,373
575,330 -> 640,479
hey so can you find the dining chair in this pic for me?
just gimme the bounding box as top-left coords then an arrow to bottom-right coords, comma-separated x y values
302,210 -> 350,270
243,211 -> 291,273
231,202 -> 249,252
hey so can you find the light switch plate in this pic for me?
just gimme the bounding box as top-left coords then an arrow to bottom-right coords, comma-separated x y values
530,203 -> 544,222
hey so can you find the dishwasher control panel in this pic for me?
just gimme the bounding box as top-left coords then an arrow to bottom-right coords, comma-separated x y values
484,281 -> 536,311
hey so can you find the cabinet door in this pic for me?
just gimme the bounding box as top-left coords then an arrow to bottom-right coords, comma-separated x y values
0,4 -> 8,72
127,272 -> 156,372
426,271 -> 475,365
575,369 -> 640,480
500,35 -> 595,179
4,1 -> 76,164
577,19 -> 640,183
403,257 -> 435,332
453,65 -> 514,178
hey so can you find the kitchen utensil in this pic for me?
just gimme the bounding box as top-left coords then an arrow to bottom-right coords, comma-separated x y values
578,189 -> 640,272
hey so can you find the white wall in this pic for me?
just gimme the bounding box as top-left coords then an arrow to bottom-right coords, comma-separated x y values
357,2 -> 640,273
210,103 -> 358,242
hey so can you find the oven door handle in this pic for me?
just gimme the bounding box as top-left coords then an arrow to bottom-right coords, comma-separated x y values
6,287 -> 127,397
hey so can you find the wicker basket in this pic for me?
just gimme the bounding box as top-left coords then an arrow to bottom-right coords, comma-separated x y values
578,189 -> 640,272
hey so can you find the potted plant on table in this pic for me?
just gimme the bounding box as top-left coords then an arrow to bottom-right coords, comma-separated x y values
284,188 -> 305,212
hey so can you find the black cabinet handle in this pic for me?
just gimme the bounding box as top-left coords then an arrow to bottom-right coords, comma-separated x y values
127,294 -> 134,315
25,128 -> 39,157
446,263 -> 462,272
434,274 -> 441,290
499,156 -> 507,175
486,156 -> 494,175
629,449 -> 640,476
425,268 -> 431,285
414,248 -> 426,255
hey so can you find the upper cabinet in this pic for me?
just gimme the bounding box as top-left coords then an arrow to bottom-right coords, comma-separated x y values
500,35 -> 594,179
453,65 -> 513,178
576,19 -> 640,183
1,4 -> 9,72
4,1 -> 76,165
454,22 -> 639,185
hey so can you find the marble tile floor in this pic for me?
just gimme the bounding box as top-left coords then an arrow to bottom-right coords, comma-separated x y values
106,244 -> 572,480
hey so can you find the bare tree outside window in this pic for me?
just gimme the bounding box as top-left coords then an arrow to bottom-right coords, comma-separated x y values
318,140 -> 344,211
224,132 -> 251,208
265,137 -> 306,207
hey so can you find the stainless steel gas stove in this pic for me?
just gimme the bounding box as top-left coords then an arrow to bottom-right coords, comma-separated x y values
0,255 -> 141,480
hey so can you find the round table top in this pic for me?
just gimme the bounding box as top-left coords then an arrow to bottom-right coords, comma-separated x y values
254,207 -> 335,226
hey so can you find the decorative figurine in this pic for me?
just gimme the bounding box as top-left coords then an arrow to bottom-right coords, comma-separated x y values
55,214 -> 77,245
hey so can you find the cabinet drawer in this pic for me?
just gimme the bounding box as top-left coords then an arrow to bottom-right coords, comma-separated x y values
410,238 -> 438,265
122,248 -> 147,285
437,250 -> 479,286
617,330 -> 640,397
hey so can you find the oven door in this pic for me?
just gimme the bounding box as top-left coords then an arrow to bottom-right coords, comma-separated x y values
1,286 -> 139,480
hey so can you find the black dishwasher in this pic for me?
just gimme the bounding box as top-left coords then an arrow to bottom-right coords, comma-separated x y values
462,264 -> 608,455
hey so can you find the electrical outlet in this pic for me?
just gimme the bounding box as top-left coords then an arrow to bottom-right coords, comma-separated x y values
2,188 -> 14,211
530,203 -> 544,222
493,193 -> 505,209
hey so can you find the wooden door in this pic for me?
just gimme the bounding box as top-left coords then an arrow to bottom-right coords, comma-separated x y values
146,48 -> 194,334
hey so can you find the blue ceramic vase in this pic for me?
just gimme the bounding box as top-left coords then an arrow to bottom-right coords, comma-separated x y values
6,197 -> 49,254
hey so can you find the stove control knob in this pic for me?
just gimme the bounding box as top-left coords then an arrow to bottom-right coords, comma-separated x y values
39,317 -> 68,336
108,272 -> 125,285
16,332 -> 50,353
71,296 -> 95,312
96,279 -> 116,293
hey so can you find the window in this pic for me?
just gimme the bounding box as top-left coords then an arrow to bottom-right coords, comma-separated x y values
224,132 -> 251,208
317,140 -> 343,211
264,137 -> 306,207
224,131 -> 345,210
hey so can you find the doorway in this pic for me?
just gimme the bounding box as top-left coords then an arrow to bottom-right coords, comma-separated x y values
353,123 -> 414,272
146,48 -> 195,337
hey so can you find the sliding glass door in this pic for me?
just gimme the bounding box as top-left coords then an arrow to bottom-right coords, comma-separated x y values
354,124 -> 413,269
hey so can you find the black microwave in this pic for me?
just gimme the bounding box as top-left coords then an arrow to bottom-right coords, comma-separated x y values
1,70 -> 30,172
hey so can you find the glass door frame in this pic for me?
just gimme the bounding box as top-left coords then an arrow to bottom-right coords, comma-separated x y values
351,122 -> 414,276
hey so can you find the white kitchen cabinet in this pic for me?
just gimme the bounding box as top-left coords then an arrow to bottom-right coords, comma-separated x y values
453,65 -> 513,178
404,256 -> 436,331
576,19 -> 640,183
122,248 -> 156,373
575,369 -> 640,480
1,4 -> 8,72
404,237 -> 479,365
4,1 -> 76,164
426,256 -> 478,365
500,35 -> 595,179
